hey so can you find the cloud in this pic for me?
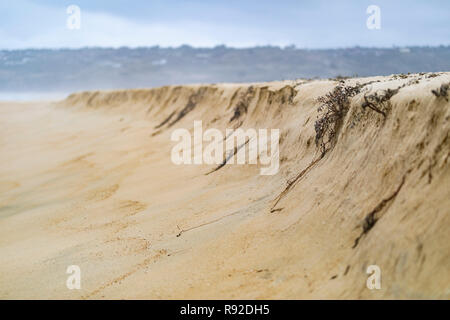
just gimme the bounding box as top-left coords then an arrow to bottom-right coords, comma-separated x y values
0,0 -> 449,49
0,1 -> 293,48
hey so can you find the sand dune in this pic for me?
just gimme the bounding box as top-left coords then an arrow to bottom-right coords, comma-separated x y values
0,73 -> 449,299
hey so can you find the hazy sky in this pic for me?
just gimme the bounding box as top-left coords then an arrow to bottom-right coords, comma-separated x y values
1,0 -> 449,49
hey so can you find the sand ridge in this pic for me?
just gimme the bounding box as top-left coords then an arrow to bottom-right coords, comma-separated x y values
0,73 -> 449,299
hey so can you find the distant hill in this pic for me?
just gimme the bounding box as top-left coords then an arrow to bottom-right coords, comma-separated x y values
0,46 -> 449,93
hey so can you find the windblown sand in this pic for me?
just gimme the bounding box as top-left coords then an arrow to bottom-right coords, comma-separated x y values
0,73 -> 449,299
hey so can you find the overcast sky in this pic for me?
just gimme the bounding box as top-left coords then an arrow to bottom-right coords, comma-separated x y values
1,0 -> 449,49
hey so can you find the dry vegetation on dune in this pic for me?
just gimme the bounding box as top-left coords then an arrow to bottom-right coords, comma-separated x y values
0,73 -> 449,299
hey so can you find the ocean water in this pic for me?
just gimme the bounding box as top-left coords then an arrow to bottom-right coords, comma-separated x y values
0,92 -> 69,101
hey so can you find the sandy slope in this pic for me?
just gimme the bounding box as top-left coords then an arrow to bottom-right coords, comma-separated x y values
0,73 -> 449,299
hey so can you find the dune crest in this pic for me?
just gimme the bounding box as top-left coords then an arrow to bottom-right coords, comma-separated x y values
0,73 -> 449,299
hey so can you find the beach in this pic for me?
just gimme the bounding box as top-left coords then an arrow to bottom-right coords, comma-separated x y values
0,73 -> 449,299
